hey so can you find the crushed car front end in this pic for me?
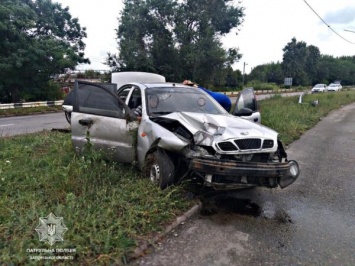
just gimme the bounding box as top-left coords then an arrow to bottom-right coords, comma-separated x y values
141,109 -> 300,190
189,156 -> 299,189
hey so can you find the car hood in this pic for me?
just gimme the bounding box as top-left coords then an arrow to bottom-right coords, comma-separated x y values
160,112 -> 278,140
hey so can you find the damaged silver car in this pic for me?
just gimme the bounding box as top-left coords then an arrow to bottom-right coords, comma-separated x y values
71,73 -> 300,190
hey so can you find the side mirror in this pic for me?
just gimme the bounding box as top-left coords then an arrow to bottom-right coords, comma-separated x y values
234,107 -> 253,116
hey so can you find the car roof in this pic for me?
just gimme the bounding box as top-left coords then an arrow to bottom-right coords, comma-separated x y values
139,82 -> 190,88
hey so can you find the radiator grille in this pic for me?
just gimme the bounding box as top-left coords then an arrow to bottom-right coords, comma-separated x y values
216,138 -> 265,152
217,141 -> 237,151
234,138 -> 261,150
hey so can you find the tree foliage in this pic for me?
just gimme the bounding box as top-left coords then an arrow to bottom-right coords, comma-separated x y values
282,38 -> 311,86
108,0 -> 244,86
248,63 -> 283,85
0,0 -> 89,102
248,37 -> 355,87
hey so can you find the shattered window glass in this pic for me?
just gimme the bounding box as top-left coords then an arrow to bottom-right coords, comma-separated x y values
145,87 -> 227,116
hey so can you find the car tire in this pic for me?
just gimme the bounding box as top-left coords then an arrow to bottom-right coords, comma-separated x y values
144,149 -> 175,189
64,111 -> 71,124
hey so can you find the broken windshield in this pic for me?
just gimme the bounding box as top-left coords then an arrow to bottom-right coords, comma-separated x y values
145,87 -> 227,116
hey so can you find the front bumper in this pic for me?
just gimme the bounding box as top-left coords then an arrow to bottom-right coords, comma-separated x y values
189,157 -> 300,189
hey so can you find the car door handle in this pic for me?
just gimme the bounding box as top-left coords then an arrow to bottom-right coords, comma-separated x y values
79,118 -> 93,126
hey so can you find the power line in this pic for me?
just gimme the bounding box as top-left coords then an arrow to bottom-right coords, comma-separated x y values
344,29 -> 355,34
303,0 -> 355,44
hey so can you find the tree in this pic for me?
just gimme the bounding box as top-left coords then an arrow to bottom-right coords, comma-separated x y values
109,0 -> 244,85
305,45 -> 321,85
280,38 -> 355,86
266,62 -> 284,84
246,38 -> 355,86
210,66 -> 242,90
248,65 -> 268,83
0,0 -> 89,102
281,38 -> 309,86
174,0 -> 243,84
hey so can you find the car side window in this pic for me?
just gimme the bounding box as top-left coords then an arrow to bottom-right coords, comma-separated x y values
117,86 -> 134,103
76,82 -> 124,118
127,87 -> 142,109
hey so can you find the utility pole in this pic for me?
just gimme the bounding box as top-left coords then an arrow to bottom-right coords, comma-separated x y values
242,62 -> 248,85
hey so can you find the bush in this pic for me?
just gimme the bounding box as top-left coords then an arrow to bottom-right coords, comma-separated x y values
245,80 -> 279,90
21,81 -> 63,102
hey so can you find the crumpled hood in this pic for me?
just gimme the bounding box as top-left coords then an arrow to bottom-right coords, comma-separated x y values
162,112 -> 278,141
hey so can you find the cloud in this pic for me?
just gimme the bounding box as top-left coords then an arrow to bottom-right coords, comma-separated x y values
324,6 -> 355,24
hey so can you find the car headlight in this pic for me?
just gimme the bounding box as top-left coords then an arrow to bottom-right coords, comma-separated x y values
289,160 -> 299,177
279,160 -> 300,188
194,131 -> 215,146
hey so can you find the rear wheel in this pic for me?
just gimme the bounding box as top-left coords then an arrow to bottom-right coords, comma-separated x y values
144,149 -> 175,189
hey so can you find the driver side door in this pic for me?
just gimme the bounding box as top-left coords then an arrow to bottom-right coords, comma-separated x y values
71,81 -> 139,163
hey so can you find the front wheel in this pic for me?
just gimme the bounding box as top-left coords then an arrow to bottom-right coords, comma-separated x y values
144,149 -> 175,189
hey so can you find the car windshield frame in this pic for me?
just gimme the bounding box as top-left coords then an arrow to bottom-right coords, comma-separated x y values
144,86 -> 228,116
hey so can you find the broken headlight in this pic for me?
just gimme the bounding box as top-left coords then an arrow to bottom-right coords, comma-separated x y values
194,131 -> 214,146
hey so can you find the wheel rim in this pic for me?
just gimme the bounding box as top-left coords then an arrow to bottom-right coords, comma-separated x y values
150,164 -> 160,184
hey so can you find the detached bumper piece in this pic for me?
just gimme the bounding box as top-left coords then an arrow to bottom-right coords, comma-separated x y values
189,157 -> 300,189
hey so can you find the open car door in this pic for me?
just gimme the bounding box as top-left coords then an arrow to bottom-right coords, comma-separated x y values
232,87 -> 261,124
71,80 -> 139,163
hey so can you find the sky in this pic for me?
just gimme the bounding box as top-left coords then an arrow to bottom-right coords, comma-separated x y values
56,0 -> 355,74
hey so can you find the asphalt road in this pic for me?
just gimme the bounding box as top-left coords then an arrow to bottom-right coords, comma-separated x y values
135,102 -> 355,266
229,91 -> 303,103
0,112 -> 69,137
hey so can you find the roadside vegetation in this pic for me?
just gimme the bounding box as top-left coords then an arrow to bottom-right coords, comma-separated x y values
0,106 -> 62,117
0,132 -> 194,264
244,81 -> 307,91
260,90 -> 355,145
1,90 -> 355,264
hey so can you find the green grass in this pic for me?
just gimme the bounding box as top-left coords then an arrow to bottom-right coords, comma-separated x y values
1,90 -> 355,264
259,90 -> 355,145
0,132 -> 194,265
0,106 -> 62,117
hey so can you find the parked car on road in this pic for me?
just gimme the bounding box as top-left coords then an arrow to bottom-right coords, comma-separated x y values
327,83 -> 342,92
311,84 -> 327,93
70,73 -> 300,190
